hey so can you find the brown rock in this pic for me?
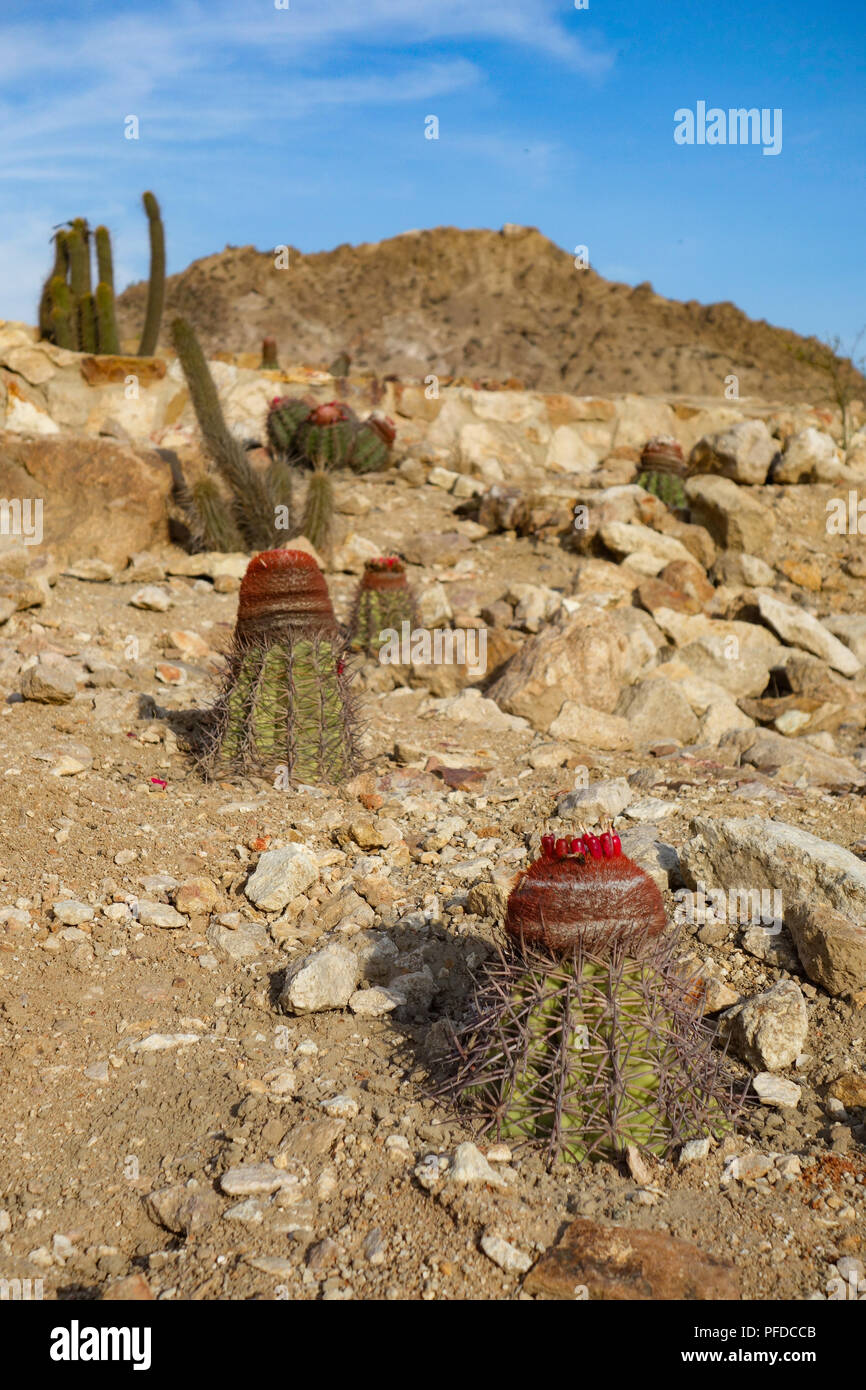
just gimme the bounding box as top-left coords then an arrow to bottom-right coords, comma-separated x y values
80,355 -> 167,386
524,1218 -> 739,1301
786,901 -> 866,997
637,576 -> 703,617
102,1273 -> 154,1301
829,1072 -> 866,1109
487,609 -> 630,731
174,877 -> 220,918
0,434 -> 172,567
660,558 -> 715,607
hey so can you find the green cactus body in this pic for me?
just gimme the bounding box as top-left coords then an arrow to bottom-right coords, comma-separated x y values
297,418 -> 356,470
38,232 -> 69,338
350,424 -> 389,474
67,220 -> 91,301
212,635 -> 353,784
138,191 -> 166,356
48,276 -> 75,350
266,398 -> 311,459
637,469 -> 687,511
300,467 -> 334,552
351,587 -> 414,654
444,843 -> 744,1166
201,550 -> 359,787
95,281 -> 121,355
78,292 -> 98,353
172,316 -> 278,551
188,475 -> 245,553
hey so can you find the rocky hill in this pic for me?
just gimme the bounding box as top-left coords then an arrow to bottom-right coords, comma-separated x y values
116,224 -> 864,403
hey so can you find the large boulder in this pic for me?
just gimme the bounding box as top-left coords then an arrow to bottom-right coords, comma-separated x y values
0,432 -> 172,567
773,428 -> 843,484
689,419 -> 777,485
685,475 -> 774,553
487,609 -> 630,731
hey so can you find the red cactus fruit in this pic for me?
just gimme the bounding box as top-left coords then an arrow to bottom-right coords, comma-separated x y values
506,839 -> 666,956
360,556 -> 409,592
366,414 -> 397,446
309,401 -> 349,426
236,548 -> 338,639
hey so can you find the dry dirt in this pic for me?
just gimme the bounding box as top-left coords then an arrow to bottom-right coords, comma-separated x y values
116,225 -> 866,404
1,472 -> 865,1304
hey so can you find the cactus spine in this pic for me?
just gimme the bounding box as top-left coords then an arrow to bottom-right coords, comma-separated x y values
137,191 -> 166,356
637,435 -> 688,512
200,549 -> 360,786
443,832 -> 744,1165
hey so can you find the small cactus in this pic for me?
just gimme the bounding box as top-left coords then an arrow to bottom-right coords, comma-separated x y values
349,556 -> 416,656
443,828 -> 745,1165
637,435 -> 688,511
260,336 -> 279,369
200,549 -> 360,786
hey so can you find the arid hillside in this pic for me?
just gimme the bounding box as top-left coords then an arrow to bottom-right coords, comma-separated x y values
116,224 -> 864,403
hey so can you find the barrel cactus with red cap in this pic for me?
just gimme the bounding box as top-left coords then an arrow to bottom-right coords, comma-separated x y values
200,549 -> 360,786
348,556 -> 417,656
637,434 -> 688,511
444,827 -> 744,1164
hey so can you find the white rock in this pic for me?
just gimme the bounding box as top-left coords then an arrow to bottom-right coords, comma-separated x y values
448,1142 -> 507,1189
279,942 -> 360,1014
678,1138 -> 711,1166
756,591 -> 861,676
128,1033 -> 201,1053
321,1094 -> 359,1119
52,900 -> 94,926
480,1233 -> 533,1274
130,586 -> 173,612
752,1073 -> 801,1108
220,1164 -> 295,1197
348,986 -> 406,1017
245,844 -> 319,912
135,899 -> 186,929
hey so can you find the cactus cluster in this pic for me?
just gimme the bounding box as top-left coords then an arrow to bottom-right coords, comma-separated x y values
348,556 -> 417,657
443,827 -> 745,1165
199,549 -> 360,786
266,397 -> 396,475
37,192 -> 165,356
636,434 -> 688,511
170,318 -> 292,553
264,397 -> 397,551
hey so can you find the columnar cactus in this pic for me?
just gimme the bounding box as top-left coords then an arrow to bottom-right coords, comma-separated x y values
137,191 -> 166,356
349,556 -> 417,656
171,317 -> 290,552
37,193 -> 165,355
444,828 -> 744,1165
637,435 -> 688,511
200,549 -> 360,786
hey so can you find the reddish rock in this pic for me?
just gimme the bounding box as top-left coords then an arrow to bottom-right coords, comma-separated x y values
102,1273 -> 154,1301
80,355 -> 166,386
0,433 -> 172,567
524,1219 -> 740,1301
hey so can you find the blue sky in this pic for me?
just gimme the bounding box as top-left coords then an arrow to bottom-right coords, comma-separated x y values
1,0 -> 864,350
